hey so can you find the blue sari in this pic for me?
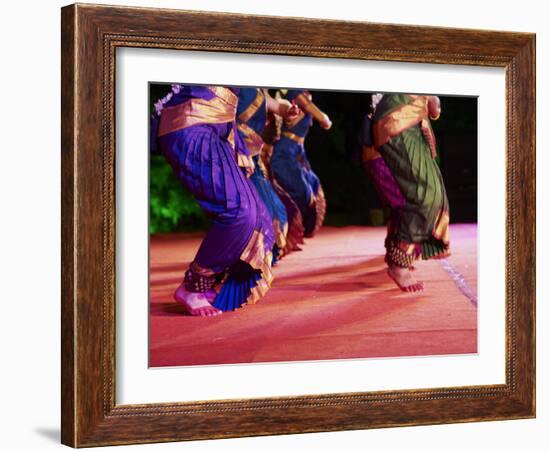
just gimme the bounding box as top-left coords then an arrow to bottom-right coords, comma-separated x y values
236,88 -> 289,262
271,89 -> 326,237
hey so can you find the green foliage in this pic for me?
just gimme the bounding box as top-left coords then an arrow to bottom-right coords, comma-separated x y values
149,155 -> 208,233
149,83 -> 209,233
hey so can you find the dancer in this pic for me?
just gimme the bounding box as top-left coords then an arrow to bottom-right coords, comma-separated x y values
261,111 -> 306,254
153,85 -> 275,316
235,88 -> 297,261
362,93 -> 450,292
271,89 -> 332,237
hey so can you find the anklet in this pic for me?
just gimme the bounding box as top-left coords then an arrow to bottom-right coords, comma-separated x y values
184,262 -> 223,293
385,246 -> 415,268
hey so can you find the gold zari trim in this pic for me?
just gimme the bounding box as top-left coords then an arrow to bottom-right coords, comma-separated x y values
419,118 -> 438,158
313,186 -> 326,236
206,86 -> 238,107
282,130 -> 305,145
255,155 -> 269,179
432,209 -> 450,245
227,128 -> 235,150
373,95 -> 429,148
237,89 -> 265,123
261,143 -> 274,167
237,121 -> 265,156
236,152 -> 255,177
239,230 -> 274,305
273,218 -> 288,250
159,94 -> 237,136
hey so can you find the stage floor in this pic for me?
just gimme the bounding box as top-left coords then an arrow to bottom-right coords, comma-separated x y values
149,225 -> 477,367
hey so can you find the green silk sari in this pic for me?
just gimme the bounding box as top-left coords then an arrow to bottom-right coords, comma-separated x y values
373,94 -> 450,259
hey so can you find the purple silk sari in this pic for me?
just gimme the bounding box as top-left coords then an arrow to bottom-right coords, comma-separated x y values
157,86 -> 275,310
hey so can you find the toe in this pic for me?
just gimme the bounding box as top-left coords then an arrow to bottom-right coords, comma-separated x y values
208,307 -> 221,316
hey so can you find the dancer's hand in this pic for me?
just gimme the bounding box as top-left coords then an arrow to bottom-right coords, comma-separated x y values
428,96 -> 441,120
266,94 -> 300,120
318,113 -> 332,130
293,92 -> 332,130
279,99 -> 301,120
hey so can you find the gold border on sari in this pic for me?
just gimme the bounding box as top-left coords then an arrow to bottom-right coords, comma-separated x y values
260,143 -> 274,168
373,95 -> 429,148
432,209 -> 450,245
273,218 -> 288,250
281,130 -> 305,145
158,96 -> 236,136
237,89 -> 265,123
206,86 -> 238,107
285,214 -> 305,252
313,186 -> 326,235
419,118 -> 438,158
237,121 -> 265,156
254,154 -> 269,179
239,230 -> 274,305
236,152 -> 255,177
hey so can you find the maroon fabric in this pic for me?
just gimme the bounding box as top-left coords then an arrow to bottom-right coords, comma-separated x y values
364,157 -> 406,209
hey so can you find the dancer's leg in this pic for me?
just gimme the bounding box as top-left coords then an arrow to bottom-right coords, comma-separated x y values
160,124 -> 274,315
174,262 -> 222,316
385,238 -> 424,292
364,155 -> 423,291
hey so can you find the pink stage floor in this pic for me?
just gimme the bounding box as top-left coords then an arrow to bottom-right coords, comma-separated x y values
149,225 -> 477,367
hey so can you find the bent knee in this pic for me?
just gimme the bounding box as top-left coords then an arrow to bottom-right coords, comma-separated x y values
223,199 -> 257,230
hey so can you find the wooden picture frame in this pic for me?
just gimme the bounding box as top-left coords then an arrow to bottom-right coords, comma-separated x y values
61,3 -> 535,447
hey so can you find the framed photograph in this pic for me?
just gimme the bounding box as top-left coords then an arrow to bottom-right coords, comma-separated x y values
61,3 -> 535,447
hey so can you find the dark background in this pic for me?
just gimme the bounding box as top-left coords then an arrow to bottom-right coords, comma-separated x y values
149,84 -> 477,233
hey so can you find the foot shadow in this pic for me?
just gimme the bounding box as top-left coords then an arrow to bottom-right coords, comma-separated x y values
150,262 -> 189,273
150,276 -> 182,287
151,302 -> 189,317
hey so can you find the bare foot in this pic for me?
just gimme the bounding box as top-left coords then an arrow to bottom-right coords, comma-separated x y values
387,265 -> 424,292
174,284 -> 222,317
